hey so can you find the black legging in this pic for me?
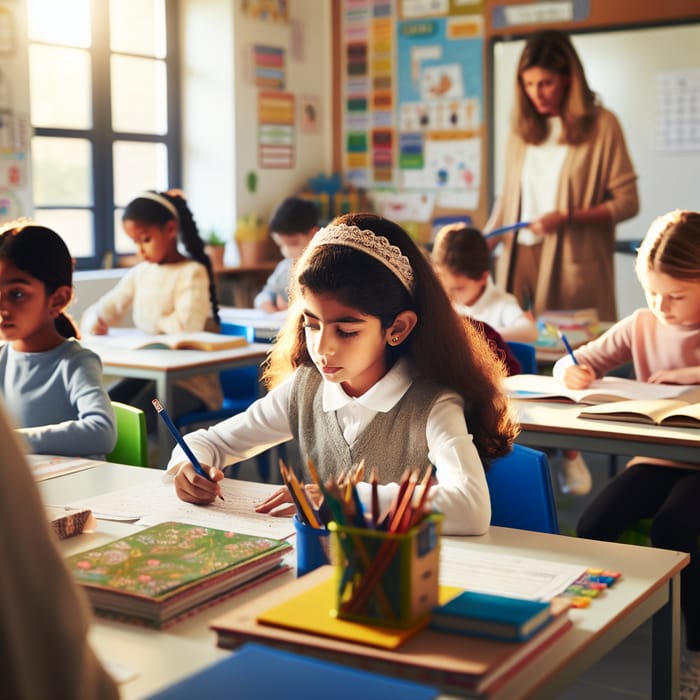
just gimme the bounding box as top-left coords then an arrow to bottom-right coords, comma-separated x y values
577,463 -> 700,650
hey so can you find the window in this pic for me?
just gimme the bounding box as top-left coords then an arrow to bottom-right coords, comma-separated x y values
27,0 -> 180,269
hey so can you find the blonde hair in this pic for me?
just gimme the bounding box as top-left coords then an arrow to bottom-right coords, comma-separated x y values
514,29 -> 598,145
635,210 -> 700,283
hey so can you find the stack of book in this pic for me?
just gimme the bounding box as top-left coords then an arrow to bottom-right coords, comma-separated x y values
210,565 -> 573,698
65,521 -> 291,628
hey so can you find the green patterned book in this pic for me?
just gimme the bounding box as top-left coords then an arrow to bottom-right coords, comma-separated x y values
65,521 -> 291,628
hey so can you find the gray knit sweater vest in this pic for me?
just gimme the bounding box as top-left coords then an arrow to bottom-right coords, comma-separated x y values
288,365 -> 449,483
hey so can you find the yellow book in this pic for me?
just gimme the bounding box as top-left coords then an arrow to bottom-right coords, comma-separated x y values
255,571 -> 459,649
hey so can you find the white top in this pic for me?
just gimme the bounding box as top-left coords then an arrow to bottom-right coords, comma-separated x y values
167,359 -> 491,536
519,117 -> 568,246
80,260 -> 211,335
455,277 -> 538,342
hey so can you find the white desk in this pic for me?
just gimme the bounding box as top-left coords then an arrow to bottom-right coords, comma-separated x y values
515,399 -> 700,463
41,463 -> 687,699
218,306 -> 286,342
82,340 -> 270,463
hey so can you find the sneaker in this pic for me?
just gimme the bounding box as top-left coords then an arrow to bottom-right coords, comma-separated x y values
557,453 -> 592,496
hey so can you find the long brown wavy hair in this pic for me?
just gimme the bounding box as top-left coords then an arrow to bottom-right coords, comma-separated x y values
514,29 -> 598,145
262,213 -> 519,466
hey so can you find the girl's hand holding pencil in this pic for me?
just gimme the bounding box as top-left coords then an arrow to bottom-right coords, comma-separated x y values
173,462 -> 224,504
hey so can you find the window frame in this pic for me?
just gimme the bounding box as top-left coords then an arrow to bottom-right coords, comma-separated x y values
29,0 -> 181,271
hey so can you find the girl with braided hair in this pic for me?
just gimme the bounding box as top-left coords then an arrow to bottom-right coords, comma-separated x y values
81,189 -> 223,423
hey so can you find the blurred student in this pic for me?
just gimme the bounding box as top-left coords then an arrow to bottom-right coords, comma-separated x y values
0,397 -> 118,699
81,189 -> 223,421
0,223 -> 116,457
432,223 -> 538,343
254,196 -> 319,313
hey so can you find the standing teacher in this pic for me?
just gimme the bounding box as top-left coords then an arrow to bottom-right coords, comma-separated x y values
485,29 -> 639,322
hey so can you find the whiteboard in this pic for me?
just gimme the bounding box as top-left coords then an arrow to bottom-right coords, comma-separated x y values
491,24 -> 700,316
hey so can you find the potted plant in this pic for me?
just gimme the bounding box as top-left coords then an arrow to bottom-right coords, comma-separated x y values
234,213 -> 267,266
204,229 -> 226,270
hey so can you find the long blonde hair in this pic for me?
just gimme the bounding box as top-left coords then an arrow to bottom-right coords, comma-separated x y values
514,29 -> 598,145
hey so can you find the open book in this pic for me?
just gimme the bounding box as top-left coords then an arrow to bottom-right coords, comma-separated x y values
579,399 -> 700,428
504,374 -> 700,405
83,328 -> 248,351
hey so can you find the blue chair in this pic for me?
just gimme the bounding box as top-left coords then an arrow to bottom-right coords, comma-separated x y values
173,323 -> 271,480
486,444 -> 559,534
506,341 -> 537,374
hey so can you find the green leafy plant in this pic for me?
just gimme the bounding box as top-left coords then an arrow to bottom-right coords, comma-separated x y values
205,229 -> 226,246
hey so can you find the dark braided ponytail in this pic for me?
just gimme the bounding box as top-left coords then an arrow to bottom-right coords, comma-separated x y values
165,192 -> 221,326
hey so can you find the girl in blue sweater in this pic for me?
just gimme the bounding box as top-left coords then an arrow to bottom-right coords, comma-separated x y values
0,223 -> 116,456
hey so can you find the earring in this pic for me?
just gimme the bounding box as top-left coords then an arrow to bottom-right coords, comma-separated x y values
391,335 -> 399,345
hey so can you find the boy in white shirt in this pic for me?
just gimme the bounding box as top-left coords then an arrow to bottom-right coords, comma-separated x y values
432,223 -> 538,343
254,197 -> 319,313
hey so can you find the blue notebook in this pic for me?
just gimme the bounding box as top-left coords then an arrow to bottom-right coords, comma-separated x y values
431,590 -> 552,642
147,642 -> 439,699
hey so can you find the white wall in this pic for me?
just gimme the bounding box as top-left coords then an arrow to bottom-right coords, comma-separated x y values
180,0 -> 333,250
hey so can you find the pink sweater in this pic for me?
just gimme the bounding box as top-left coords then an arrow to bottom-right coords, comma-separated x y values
554,308 -> 700,381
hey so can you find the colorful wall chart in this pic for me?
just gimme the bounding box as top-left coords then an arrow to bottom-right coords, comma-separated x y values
396,13 -> 483,203
258,91 -> 295,168
340,0 -> 484,211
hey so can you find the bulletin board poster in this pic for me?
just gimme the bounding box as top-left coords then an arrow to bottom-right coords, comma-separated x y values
396,13 -> 484,207
340,0 -> 484,210
342,0 -> 397,189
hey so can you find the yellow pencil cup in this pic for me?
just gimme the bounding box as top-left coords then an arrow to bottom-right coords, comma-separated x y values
328,513 -> 443,628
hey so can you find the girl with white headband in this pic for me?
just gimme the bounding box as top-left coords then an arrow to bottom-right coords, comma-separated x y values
168,213 -> 518,535
81,189 -> 223,424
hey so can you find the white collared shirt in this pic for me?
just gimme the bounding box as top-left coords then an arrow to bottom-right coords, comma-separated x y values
167,359 -> 491,535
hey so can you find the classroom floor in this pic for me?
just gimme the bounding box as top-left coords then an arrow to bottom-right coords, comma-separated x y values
234,449 -> 656,699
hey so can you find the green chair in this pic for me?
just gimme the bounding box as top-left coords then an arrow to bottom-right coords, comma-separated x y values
107,401 -> 149,467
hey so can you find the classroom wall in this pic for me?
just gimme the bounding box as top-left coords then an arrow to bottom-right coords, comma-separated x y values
180,0 -> 334,250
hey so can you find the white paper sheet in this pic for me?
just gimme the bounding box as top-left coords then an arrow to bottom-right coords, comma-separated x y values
440,546 -> 586,601
68,479 -> 295,540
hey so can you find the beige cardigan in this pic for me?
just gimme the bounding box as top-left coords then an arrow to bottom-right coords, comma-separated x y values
490,107 -> 639,321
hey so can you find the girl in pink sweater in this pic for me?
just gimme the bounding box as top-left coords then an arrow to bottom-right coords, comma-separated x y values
553,210 -> 700,696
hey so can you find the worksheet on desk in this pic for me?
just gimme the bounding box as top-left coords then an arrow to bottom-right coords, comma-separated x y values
67,479 -> 295,540
440,546 -> 587,601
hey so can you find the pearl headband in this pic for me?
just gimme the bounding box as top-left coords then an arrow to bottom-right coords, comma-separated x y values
135,191 -> 180,222
306,224 -> 415,294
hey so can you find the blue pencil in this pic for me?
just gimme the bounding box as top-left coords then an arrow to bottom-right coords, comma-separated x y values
557,331 -> 579,365
152,399 -> 224,500
484,221 -> 531,239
